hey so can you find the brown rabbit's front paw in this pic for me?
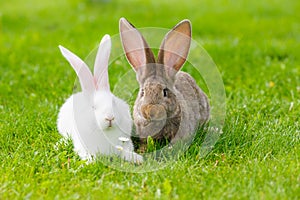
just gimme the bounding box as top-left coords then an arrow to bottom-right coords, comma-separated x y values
133,138 -> 147,154
138,146 -> 147,154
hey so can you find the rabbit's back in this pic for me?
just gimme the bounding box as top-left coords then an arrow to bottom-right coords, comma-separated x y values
173,71 -> 210,140
57,93 -> 92,159
57,95 -> 75,138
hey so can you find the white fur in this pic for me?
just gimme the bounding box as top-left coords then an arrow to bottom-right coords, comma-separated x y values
57,35 -> 143,163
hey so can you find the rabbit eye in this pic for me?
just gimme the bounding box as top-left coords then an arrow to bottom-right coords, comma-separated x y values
140,89 -> 144,97
163,88 -> 168,97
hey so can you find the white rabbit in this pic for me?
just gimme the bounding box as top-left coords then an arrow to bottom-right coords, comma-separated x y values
57,34 -> 143,164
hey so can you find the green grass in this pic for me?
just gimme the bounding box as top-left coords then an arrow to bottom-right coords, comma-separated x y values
0,0 -> 299,199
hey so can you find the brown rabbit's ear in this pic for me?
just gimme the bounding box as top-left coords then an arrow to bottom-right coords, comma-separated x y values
119,18 -> 155,71
157,20 -> 191,72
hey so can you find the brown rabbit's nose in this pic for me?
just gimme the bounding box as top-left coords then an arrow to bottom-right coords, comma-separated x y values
105,117 -> 115,127
141,104 -> 166,120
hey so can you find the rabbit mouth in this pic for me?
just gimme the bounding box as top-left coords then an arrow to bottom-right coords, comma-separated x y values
102,123 -> 115,130
101,117 -> 115,129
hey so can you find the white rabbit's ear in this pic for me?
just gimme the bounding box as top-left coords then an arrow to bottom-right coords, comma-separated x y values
94,34 -> 111,91
157,20 -> 191,72
119,17 -> 155,71
59,45 -> 96,92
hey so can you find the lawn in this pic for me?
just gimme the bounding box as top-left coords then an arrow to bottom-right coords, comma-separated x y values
0,0 -> 299,199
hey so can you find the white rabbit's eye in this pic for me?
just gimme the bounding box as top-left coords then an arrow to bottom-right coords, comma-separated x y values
163,88 -> 168,97
140,89 -> 144,97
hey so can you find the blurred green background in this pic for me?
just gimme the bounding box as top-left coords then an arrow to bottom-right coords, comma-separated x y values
0,0 -> 299,199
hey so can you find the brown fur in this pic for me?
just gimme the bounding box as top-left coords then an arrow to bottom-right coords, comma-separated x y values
119,18 -> 210,152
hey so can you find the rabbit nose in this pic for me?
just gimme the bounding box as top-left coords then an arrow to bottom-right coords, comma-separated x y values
105,117 -> 115,127
141,104 -> 166,120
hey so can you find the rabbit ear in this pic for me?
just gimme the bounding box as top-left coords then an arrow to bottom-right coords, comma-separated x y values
94,34 -> 111,91
157,20 -> 191,72
59,45 -> 96,92
119,17 -> 155,71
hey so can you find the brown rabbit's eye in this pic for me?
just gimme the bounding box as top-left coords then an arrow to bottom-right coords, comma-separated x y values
163,88 -> 168,97
140,89 -> 144,97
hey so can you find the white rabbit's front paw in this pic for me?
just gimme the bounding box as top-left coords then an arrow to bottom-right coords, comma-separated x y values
122,151 -> 143,164
133,153 -> 143,165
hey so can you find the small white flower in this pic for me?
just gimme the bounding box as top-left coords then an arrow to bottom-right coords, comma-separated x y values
116,145 -> 124,151
118,137 -> 130,142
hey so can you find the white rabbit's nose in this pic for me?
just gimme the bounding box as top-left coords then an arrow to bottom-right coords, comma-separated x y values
105,117 -> 115,127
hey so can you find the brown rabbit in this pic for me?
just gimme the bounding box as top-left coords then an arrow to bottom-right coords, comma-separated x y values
119,18 -> 210,152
